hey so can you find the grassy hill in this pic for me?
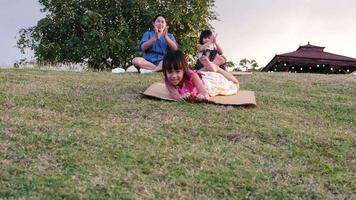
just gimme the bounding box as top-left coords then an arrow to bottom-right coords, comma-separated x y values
0,69 -> 355,199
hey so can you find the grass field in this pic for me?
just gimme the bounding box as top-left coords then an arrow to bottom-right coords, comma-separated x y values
0,69 -> 355,199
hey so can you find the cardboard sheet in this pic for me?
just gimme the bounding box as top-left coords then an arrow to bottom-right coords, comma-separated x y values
143,82 -> 256,106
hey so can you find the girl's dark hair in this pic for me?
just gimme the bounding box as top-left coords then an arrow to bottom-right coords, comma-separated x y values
152,14 -> 167,24
162,50 -> 189,81
199,30 -> 213,45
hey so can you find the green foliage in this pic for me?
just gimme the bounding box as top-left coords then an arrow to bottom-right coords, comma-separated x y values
17,0 -> 216,70
239,58 -> 260,71
226,61 -> 236,68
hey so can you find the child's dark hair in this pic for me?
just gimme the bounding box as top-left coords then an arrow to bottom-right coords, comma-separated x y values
152,14 -> 168,24
162,50 -> 189,81
199,30 -> 213,45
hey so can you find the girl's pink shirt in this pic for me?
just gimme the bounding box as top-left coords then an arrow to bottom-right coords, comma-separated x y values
166,69 -> 202,98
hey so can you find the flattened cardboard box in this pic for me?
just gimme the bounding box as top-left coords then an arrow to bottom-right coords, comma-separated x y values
143,82 -> 256,106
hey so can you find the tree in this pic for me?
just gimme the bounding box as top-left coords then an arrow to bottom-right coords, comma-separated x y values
239,58 -> 260,71
18,0 -> 217,70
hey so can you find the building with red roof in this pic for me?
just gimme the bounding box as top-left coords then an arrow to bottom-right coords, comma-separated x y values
262,42 -> 356,74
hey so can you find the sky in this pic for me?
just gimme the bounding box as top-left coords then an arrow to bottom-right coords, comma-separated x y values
0,0 -> 45,67
212,0 -> 356,67
1,0 -> 356,68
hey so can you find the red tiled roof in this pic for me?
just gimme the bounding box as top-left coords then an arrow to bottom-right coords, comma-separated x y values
297,43 -> 325,51
262,43 -> 356,73
279,44 -> 356,62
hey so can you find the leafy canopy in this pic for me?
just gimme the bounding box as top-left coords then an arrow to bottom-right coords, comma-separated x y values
239,58 -> 260,71
18,0 -> 217,70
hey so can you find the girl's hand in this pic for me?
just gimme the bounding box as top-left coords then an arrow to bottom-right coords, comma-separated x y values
212,32 -> 218,43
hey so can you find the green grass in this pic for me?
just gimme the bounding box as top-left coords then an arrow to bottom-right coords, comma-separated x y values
0,69 -> 355,199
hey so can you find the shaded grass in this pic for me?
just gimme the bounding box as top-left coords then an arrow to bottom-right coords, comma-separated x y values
0,69 -> 355,199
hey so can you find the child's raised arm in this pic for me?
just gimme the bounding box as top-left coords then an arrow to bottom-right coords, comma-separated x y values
212,33 -> 223,55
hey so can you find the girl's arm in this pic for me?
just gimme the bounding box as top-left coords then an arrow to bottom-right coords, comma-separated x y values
165,83 -> 182,100
163,26 -> 178,51
212,33 -> 223,54
191,73 -> 209,100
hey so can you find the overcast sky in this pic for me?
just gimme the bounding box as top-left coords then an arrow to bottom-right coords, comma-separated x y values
1,0 -> 356,67
0,0 -> 44,67
212,0 -> 356,66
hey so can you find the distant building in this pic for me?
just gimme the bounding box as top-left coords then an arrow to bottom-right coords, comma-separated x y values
262,43 -> 356,74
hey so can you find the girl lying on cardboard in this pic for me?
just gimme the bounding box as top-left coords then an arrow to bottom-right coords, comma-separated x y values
162,50 -> 240,101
